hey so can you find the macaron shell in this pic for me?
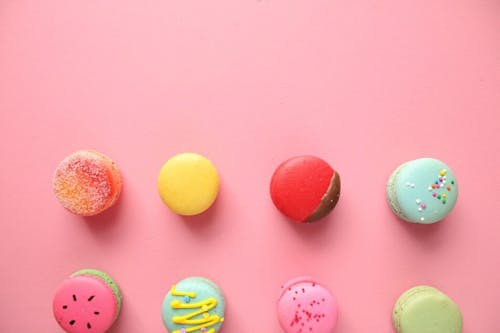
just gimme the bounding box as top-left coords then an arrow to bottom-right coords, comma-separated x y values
71,269 -> 122,317
387,158 -> 458,224
158,153 -> 219,216
393,286 -> 462,333
305,172 -> 341,222
270,156 -> 339,222
53,150 -> 122,216
162,276 -> 225,333
278,277 -> 338,333
53,275 -> 118,333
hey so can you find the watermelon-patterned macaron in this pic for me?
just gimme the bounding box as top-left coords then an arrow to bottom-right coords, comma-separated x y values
270,156 -> 341,223
53,269 -> 122,333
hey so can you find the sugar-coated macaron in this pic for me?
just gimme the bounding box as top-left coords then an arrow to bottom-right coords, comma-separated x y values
158,153 -> 219,216
53,269 -> 122,333
277,277 -> 338,333
162,276 -> 225,333
386,158 -> 458,224
53,150 -> 122,216
393,285 -> 463,333
270,156 -> 340,222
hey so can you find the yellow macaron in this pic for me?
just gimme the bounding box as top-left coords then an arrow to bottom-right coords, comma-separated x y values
158,153 -> 219,216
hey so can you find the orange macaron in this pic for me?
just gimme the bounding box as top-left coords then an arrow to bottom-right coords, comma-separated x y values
53,150 -> 122,216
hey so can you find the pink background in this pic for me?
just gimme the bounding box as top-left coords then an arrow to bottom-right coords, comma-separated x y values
1,0 -> 499,332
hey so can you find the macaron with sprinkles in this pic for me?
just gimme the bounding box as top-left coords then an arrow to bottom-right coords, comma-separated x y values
52,269 -> 122,333
162,276 -> 225,333
386,158 -> 458,224
158,153 -> 219,216
53,150 -> 122,216
270,156 -> 341,223
277,276 -> 339,333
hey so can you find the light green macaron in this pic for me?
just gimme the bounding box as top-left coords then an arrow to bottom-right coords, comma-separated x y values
393,285 -> 463,333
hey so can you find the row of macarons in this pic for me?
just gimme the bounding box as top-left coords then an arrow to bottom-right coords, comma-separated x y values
53,269 -> 463,333
53,150 -> 459,224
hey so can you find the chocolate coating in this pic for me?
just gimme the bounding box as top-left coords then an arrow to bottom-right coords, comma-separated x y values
305,172 -> 341,222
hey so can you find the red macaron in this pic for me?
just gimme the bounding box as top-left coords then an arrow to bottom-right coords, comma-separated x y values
270,156 -> 341,222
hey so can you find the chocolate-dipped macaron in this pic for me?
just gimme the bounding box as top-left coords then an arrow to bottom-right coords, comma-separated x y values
270,155 -> 341,223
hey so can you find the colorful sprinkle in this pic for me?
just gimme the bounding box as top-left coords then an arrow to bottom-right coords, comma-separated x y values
451,180 -> 455,185
432,184 -> 437,189
410,183 -> 415,188
183,296 -> 191,303
405,182 -> 410,187
442,200 -> 447,204
447,186 -> 451,191
418,207 -> 422,211
420,217 -> 425,221
437,195 -> 441,199
203,312 -> 210,319
180,329 -> 187,333
440,169 -> 447,176
428,186 -> 432,191
432,193 -> 437,197
201,328 -> 207,332
416,199 -> 421,204
442,193 -> 447,198
421,203 -> 426,209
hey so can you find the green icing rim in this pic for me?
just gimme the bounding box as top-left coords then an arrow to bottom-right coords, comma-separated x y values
71,269 -> 122,318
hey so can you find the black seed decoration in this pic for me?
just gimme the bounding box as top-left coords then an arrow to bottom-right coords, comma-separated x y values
69,320 -> 75,325
62,305 -> 68,309
94,311 -> 100,315
87,322 -> 92,329
88,295 -> 95,302
72,295 -> 77,301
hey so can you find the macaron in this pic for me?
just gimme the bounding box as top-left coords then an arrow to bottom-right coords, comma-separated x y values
386,158 -> 458,224
393,285 -> 463,333
53,269 -> 122,333
162,276 -> 225,333
53,150 -> 122,216
270,156 -> 340,222
277,277 -> 338,333
158,153 -> 219,216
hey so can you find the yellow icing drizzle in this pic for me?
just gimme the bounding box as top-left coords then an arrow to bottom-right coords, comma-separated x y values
170,285 -> 223,333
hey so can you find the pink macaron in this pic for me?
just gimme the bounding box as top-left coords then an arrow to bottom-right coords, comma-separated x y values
53,269 -> 122,333
277,277 -> 338,333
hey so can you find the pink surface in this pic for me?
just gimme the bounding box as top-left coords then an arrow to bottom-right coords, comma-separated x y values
0,0 -> 499,332
278,277 -> 338,333
53,275 -> 118,333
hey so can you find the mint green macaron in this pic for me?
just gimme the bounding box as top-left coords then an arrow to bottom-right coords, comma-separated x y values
161,276 -> 225,333
387,158 -> 458,224
393,285 -> 463,333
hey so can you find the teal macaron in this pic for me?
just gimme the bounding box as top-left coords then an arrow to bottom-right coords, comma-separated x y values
393,285 -> 463,333
161,277 -> 225,333
386,158 -> 458,224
